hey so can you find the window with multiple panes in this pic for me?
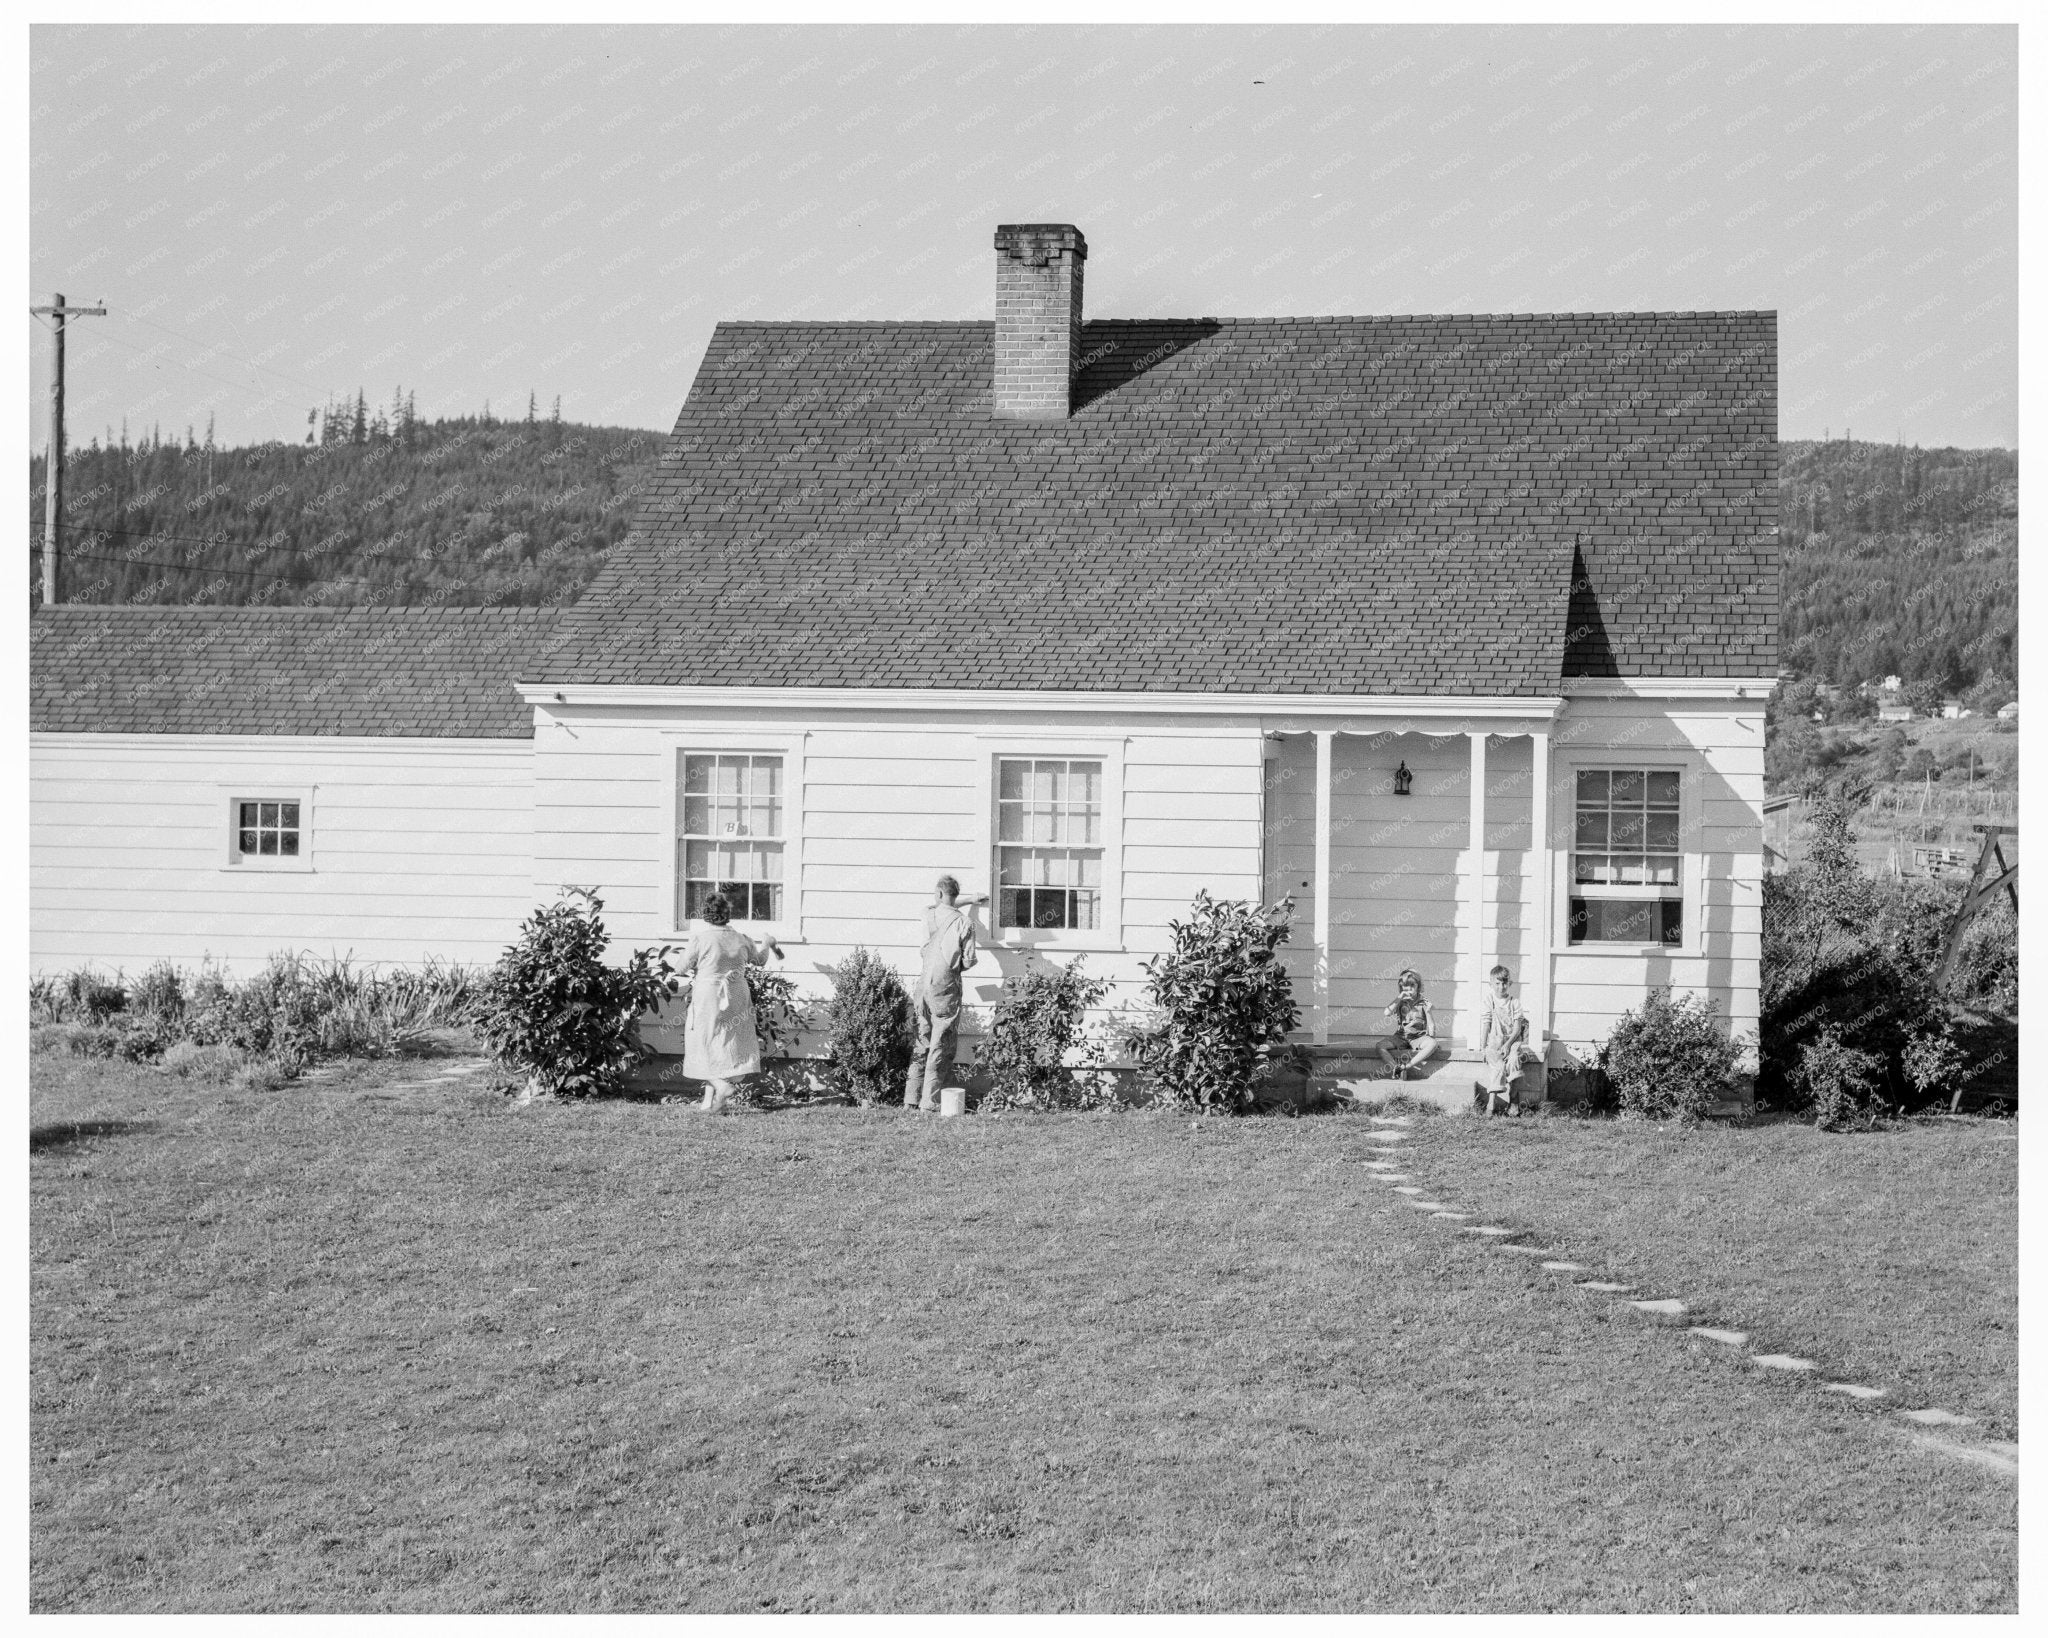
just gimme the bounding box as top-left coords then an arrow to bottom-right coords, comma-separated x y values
996,758 -> 1103,931
235,799 -> 301,860
678,752 -> 784,924
1570,768 -> 1684,945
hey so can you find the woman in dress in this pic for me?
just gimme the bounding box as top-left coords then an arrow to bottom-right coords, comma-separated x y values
675,892 -> 782,1113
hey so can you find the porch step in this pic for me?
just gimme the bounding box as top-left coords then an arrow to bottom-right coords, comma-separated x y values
1300,1037 -> 1548,1117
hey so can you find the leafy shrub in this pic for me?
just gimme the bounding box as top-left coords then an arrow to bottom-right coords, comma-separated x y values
222,955 -> 324,1072
1126,892 -> 1303,1114
978,957 -> 1112,1111
29,1023 -> 75,1055
1761,794 -> 1937,1110
473,889 -> 676,1098
294,954 -> 476,1058
31,955 -> 487,1084
1761,789 -> 2017,1116
181,966 -> 238,1047
1900,1026 -> 1967,1106
1948,895 -> 2018,1015
1600,990 -> 1743,1122
32,967 -> 128,1024
129,961 -> 187,1029
1797,1025 -> 1887,1130
822,947 -> 914,1106
723,962 -> 808,1057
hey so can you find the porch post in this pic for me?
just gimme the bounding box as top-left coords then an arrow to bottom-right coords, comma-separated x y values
1529,729 -> 1552,1049
1313,729 -> 1334,1046
1466,730 -> 1488,1046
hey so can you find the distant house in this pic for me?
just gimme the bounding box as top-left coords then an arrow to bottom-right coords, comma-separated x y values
1940,699 -> 1970,720
30,222 -> 1778,1084
1878,702 -> 1915,723
1996,701 -> 2019,721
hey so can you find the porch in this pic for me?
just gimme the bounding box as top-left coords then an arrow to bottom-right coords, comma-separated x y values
1260,706 -> 1563,1099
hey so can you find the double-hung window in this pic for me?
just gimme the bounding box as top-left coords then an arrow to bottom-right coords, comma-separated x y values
996,757 -> 1103,931
678,752 -> 784,924
1569,768 -> 1684,945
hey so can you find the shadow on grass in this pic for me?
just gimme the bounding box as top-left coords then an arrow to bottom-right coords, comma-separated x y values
31,1118 -> 157,1154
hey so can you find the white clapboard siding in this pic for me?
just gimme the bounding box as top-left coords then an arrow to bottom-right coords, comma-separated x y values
521,691 -> 1761,1062
31,734 -> 537,976
531,708 -> 1265,1019
1543,693 -> 1766,1055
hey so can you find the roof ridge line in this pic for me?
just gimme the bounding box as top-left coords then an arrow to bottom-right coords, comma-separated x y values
714,310 -> 1779,328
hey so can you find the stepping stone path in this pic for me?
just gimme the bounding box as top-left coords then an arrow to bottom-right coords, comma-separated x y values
1352,1111 -> 2017,1480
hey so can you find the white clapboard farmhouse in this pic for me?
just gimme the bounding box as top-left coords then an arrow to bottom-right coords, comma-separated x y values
31,223 -> 1778,1097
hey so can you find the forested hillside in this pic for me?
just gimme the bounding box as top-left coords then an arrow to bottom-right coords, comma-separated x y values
1779,439 -> 2016,696
28,395 -> 660,608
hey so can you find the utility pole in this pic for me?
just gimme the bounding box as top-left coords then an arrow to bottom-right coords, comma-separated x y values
29,293 -> 107,606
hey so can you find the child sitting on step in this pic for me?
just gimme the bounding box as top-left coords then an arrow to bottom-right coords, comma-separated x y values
1480,964 -> 1538,1116
1377,969 -> 1441,1081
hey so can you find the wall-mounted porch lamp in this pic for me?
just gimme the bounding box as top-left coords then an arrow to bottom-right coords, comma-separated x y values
1393,760 -> 1412,796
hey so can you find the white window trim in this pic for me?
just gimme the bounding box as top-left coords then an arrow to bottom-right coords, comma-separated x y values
657,731 -> 807,943
219,784 -> 316,873
1549,751 -> 1704,958
975,736 -> 1127,953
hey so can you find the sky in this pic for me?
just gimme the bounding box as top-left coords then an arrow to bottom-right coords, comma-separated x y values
27,21 -> 2019,451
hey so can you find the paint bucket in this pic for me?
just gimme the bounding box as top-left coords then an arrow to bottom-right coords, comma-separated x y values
938,1085 -> 966,1118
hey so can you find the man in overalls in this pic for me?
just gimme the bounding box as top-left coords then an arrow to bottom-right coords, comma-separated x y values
904,875 -> 983,1111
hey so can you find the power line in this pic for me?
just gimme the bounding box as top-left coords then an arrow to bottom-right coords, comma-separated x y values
27,519 -> 291,551
78,319 -> 304,407
116,309 -> 336,399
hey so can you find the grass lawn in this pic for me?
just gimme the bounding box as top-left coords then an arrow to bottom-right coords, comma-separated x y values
1412,1110 -> 2019,1438
31,1054 -> 2016,1612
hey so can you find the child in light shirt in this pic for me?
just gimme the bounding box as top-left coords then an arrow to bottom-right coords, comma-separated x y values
1377,968 -> 1441,1081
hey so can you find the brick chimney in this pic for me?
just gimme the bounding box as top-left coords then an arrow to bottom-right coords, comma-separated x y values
993,223 -> 1087,420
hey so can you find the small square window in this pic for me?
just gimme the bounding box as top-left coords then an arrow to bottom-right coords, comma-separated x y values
230,795 -> 306,866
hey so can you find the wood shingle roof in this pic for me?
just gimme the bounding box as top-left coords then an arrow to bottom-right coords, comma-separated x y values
542,311 -> 1777,694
